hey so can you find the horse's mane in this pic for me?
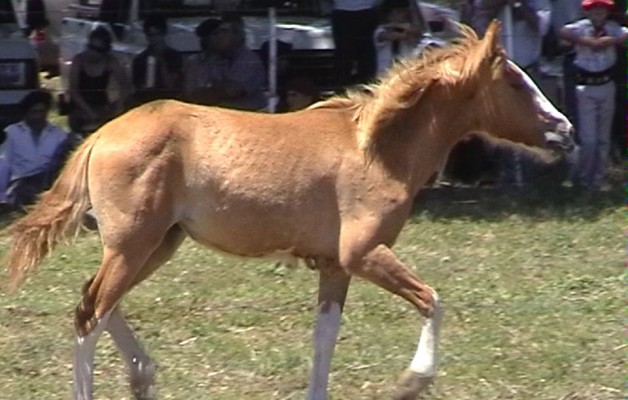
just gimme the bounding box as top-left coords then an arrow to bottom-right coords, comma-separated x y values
309,25 -> 487,154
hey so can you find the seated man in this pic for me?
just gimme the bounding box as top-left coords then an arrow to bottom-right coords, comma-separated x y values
0,90 -> 70,211
184,14 -> 267,111
131,14 -> 184,106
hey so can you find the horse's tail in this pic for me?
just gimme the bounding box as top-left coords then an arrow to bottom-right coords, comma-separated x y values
5,131 -> 102,291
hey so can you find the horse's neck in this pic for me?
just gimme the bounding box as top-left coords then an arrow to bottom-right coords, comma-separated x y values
383,91 -> 476,194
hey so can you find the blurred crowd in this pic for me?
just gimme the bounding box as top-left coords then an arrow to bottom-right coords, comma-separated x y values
1,0 -> 625,213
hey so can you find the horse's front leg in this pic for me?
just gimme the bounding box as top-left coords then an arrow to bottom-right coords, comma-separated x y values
307,265 -> 351,400
394,290 -> 443,400
107,308 -> 156,400
340,243 -> 442,400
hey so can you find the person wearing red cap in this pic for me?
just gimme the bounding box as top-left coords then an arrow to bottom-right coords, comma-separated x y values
558,0 -> 627,191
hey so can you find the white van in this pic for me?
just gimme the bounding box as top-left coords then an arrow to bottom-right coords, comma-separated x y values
0,2 -> 40,131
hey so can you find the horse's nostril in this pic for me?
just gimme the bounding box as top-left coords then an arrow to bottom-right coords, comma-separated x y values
544,129 -> 574,152
555,120 -> 573,136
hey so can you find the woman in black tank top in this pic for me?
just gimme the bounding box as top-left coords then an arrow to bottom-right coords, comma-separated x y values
69,27 -> 131,136
77,68 -> 111,109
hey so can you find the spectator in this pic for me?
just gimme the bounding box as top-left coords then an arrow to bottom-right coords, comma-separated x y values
459,0 -> 476,25
285,76 -> 319,112
559,0 -> 627,191
184,15 -> 266,111
374,0 -> 422,76
331,0 -> 379,87
0,90 -> 70,211
131,15 -> 184,106
68,26 -> 131,136
473,0 -> 551,72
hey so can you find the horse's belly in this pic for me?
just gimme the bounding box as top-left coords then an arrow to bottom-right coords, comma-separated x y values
179,190 -> 339,260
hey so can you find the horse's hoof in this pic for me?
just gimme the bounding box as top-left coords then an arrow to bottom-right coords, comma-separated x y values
391,369 -> 434,400
132,386 -> 156,400
131,378 -> 156,400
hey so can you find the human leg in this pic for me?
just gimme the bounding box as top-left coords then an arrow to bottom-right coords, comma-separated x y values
352,8 -> 378,84
591,83 -> 615,189
574,85 -> 597,189
331,10 -> 355,87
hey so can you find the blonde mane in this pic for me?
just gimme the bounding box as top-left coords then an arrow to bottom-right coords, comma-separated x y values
310,24 -> 491,153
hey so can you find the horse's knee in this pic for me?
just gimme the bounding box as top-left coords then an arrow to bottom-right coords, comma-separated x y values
340,244 -> 440,318
129,356 -> 156,400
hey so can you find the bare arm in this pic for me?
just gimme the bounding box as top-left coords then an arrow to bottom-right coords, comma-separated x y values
558,26 -> 620,50
591,34 -> 628,49
559,26 -> 591,46
609,29 -> 628,46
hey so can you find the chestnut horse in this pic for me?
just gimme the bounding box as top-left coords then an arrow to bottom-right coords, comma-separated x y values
5,22 -> 572,400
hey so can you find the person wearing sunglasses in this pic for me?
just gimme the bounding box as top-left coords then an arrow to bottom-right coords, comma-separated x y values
68,26 -> 131,137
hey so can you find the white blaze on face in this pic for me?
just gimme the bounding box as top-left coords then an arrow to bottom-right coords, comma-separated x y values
506,60 -> 573,134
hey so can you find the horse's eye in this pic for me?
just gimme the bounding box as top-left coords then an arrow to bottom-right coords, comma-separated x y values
509,80 -> 527,90
504,67 -> 527,90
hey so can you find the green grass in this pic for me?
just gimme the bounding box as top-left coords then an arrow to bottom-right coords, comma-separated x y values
0,186 -> 624,400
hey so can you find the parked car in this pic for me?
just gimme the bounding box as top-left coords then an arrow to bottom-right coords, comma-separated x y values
0,3 -> 41,133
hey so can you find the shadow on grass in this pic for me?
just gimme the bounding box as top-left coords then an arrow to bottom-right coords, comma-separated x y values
412,184 -> 623,222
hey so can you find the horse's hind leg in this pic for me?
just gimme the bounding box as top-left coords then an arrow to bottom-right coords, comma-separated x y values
340,243 -> 442,400
107,225 -> 186,400
107,309 -> 156,400
73,290 -> 112,400
73,221 -> 178,399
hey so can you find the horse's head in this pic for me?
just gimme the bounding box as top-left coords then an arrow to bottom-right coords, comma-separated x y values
472,21 -> 574,153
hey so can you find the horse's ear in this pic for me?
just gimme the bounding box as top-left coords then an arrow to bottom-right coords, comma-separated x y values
482,20 -> 502,58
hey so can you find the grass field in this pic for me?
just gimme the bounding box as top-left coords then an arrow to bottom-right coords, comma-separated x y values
0,185 -> 624,400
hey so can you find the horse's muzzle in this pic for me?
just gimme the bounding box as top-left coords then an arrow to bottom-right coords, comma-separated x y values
544,121 -> 575,153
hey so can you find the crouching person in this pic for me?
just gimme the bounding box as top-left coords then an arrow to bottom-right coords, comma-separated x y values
0,90 -> 70,212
